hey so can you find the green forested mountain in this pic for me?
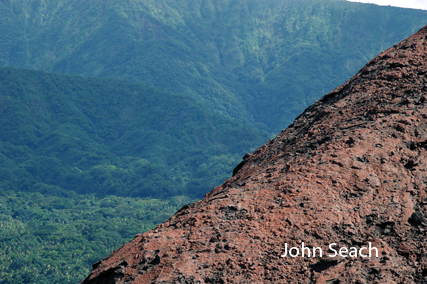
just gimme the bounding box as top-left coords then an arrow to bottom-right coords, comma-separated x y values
0,67 -> 267,199
0,66 -> 266,283
1,0 -> 426,132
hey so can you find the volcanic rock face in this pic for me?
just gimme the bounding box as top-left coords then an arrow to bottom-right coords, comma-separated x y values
81,26 -> 427,283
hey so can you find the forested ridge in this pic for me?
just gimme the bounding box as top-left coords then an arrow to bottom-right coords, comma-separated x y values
0,66 -> 267,283
1,0 -> 427,283
0,67 -> 268,199
1,0 -> 426,131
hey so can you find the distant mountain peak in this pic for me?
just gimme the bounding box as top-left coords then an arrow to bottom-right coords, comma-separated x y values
81,25 -> 427,283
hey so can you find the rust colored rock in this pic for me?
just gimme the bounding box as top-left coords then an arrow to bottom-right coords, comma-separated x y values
81,26 -> 427,283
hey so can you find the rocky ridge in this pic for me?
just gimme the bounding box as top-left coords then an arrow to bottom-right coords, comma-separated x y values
81,26 -> 427,283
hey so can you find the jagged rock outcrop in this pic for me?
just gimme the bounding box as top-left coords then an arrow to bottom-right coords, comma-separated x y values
81,26 -> 427,283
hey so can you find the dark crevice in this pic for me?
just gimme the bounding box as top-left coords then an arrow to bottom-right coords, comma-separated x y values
309,259 -> 339,272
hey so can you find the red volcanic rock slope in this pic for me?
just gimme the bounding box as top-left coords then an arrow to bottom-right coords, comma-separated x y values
82,26 -> 427,283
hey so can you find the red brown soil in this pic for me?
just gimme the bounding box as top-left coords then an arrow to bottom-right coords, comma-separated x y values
81,26 -> 427,283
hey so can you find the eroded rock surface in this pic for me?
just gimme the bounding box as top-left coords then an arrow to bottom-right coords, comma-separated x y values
81,26 -> 427,283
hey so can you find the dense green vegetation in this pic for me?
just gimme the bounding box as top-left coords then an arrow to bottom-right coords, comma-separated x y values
0,67 -> 268,199
0,189 -> 193,284
0,0 -> 426,131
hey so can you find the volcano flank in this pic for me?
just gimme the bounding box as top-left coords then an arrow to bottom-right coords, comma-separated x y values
81,26 -> 427,283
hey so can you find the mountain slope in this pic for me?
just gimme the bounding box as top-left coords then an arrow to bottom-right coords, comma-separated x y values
0,67 -> 268,198
81,25 -> 427,284
1,0 -> 426,131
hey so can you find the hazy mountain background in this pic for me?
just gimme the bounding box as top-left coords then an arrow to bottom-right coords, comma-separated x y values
0,0 -> 426,282
2,0 -> 427,131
